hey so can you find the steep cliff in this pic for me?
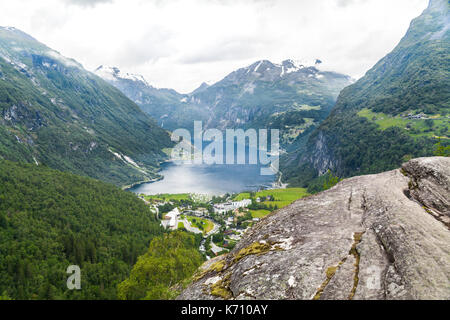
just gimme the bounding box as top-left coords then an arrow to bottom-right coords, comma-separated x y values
179,157 -> 450,300
283,0 -> 450,186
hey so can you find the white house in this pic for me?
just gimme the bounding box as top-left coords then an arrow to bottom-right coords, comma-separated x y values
163,208 -> 181,230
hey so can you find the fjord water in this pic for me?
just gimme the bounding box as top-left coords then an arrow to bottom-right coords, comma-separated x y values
130,142 -> 277,195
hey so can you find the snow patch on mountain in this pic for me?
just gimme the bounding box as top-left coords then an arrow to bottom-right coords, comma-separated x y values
253,61 -> 263,73
109,148 -> 147,174
243,82 -> 256,95
279,59 -> 320,76
2,26 -> 17,31
95,65 -> 149,85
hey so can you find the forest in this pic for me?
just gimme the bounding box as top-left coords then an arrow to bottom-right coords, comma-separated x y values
117,231 -> 204,300
0,160 -> 165,299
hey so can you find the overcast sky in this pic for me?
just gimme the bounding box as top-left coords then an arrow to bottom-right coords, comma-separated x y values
1,0 -> 429,93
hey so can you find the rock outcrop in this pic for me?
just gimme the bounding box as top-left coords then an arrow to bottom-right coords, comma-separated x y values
179,157 -> 450,300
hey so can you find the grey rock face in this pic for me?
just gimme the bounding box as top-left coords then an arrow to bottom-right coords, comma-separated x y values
179,157 -> 450,300
402,158 -> 450,225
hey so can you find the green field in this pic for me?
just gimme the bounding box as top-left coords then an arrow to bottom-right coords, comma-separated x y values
297,104 -> 322,111
142,193 -> 213,203
182,215 -> 214,234
358,108 -> 449,139
250,209 -> 271,219
143,193 -> 191,202
235,188 -> 310,210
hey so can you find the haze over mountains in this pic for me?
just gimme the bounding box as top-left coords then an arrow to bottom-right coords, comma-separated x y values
1,0 -> 447,190
0,0 -> 448,302
96,59 -> 353,148
94,0 -> 450,191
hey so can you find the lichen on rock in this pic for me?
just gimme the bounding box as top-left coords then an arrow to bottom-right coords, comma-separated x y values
178,157 -> 450,300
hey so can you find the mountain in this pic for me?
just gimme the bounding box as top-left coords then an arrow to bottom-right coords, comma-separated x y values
94,65 -> 208,130
191,82 -> 211,95
0,160 -> 164,299
190,59 -> 353,135
283,0 -> 450,186
179,157 -> 450,300
0,27 -> 172,187
96,60 -> 353,147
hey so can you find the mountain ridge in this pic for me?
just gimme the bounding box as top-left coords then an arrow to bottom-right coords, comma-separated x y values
0,26 -> 172,187
96,58 -> 353,150
283,0 -> 449,186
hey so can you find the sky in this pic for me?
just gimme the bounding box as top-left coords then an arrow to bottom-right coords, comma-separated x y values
0,0 -> 429,93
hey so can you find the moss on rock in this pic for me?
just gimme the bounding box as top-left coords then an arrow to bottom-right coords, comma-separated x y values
233,242 -> 273,263
210,274 -> 233,300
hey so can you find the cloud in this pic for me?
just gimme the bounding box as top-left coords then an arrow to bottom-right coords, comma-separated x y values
62,0 -> 113,7
114,30 -> 175,67
180,36 -> 276,64
0,0 -> 429,92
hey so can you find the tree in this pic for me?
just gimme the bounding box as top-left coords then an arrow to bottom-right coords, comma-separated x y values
424,119 -> 434,128
0,291 -> 11,300
0,213 -> 7,228
434,139 -> 450,157
117,232 -> 204,300
213,232 -> 224,244
323,171 -> 341,191
0,160 -> 164,300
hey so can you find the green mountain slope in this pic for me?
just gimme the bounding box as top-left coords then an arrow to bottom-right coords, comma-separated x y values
0,27 -> 172,187
283,0 -> 450,187
0,160 -> 164,300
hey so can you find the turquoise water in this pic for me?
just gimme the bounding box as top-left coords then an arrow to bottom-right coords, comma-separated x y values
130,142 -> 277,195
129,162 -> 276,195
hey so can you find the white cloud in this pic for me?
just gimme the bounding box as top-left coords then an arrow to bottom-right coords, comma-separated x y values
0,0 -> 429,93
62,0 -> 113,7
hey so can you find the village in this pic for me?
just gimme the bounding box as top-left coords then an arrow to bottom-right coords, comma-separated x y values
139,193 -> 272,259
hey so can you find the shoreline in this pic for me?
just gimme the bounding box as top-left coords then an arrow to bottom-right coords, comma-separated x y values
122,175 -> 164,191
124,160 -> 287,194
122,157 -> 174,191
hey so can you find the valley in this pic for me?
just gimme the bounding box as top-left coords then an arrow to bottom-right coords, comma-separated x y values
96,59 -> 353,150
0,0 -> 449,302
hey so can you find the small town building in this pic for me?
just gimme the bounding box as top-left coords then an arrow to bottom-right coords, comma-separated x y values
213,199 -> 252,214
162,208 -> 181,230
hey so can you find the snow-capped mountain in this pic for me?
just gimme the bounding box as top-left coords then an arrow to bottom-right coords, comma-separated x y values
95,65 -> 149,85
95,65 -> 209,130
187,58 -> 353,136
96,59 -> 353,149
220,59 -> 339,84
